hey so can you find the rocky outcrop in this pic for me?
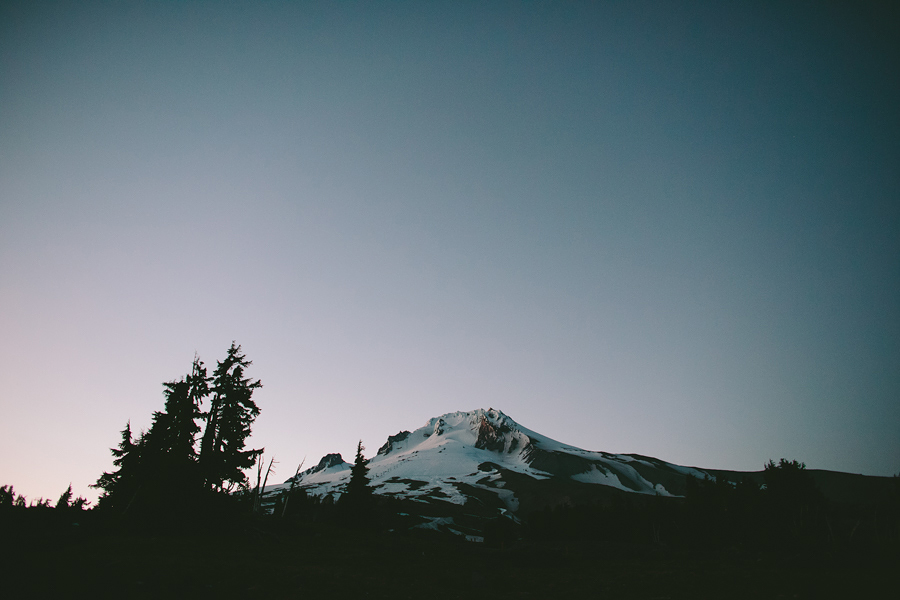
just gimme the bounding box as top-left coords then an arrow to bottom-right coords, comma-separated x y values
377,430 -> 411,456
291,453 -> 346,482
471,409 -> 531,455
474,413 -> 512,452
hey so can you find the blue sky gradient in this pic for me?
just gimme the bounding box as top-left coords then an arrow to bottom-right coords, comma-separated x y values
1,1 -> 898,502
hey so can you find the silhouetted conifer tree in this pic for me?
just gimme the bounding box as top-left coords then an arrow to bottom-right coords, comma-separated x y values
147,362 -> 205,489
130,372 -> 205,510
199,342 -> 263,492
55,484 -> 73,509
92,421 -> 144,512
0,485 -> 15,508
187,354 -> 211,414
93,376 -> 204,514
342,440 -> 373,521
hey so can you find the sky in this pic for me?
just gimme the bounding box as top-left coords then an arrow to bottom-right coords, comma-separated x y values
1,0 -> 898,504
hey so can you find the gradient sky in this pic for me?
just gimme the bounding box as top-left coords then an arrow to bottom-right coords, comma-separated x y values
2,1 -> 898,504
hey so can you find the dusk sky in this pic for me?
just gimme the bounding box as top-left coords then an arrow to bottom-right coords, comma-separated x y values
2,1 -> 898,504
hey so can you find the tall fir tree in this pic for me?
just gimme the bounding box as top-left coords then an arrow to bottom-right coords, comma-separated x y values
92,358 -> 208,512
55,484 -> 73,509
199,342 -> 263,492
92,421 -> 144,512
187,355 -> 211,428
150,355 -> 207,469
144,371 -> 204,491
344,440 -> 373,510
0,485 -> 15,508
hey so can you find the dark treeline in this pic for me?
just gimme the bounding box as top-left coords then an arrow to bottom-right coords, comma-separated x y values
526,459 -> 900,558
0,482 -> 95,537
0,483 -> 88,511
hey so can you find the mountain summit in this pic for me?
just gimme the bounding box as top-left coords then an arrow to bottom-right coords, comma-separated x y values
267,408 -> 710,518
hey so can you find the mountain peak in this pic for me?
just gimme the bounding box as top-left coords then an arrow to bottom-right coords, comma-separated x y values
269,407 -> 712,518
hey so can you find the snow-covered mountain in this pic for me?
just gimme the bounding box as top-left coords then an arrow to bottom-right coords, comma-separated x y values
265,408 -> 711,519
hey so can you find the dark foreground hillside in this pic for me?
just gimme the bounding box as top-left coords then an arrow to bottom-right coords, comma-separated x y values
4,457 -> 897,598
2,513 -> 896,600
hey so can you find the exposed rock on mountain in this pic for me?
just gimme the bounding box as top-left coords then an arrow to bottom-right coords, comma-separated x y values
377,431 -> 410,456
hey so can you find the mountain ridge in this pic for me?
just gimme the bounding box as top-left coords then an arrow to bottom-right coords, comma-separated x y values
262,407 -> 897,540
269,408 -> 710,510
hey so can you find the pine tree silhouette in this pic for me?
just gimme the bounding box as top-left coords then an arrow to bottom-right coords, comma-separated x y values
0,485 -> 15,508
342,440 -> 374,523
199,342 -> 263,492
55,484 -> 73,509
92,421 -> 143,512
